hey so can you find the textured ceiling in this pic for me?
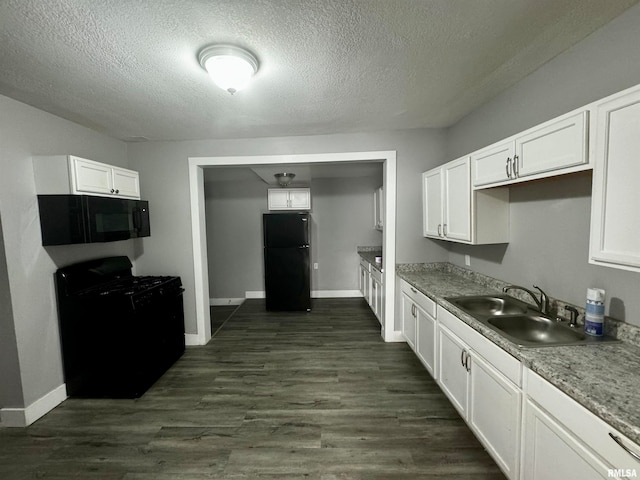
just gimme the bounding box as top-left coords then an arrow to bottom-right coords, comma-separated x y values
0,0 -> 637,142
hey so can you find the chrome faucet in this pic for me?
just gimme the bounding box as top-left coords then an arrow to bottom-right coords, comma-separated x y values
502,284 -> 550,315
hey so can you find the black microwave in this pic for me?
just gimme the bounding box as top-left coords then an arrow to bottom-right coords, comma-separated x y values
37,195 -> 150,246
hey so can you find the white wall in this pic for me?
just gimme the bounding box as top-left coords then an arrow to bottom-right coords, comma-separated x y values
204,171 -> 383,299
128,129 -> 449,335
0,94 -> 133,410
444,3 -> 640,325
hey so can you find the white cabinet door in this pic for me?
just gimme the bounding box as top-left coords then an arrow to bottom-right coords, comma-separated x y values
289,189 -> 311,209
469,353 -> 521,479
471,139 -> 514,187
112,166 -> 140,198
523,400 -> 610,480
437,324 -> 469,417
516,111 -> 588,178
415,305 -> 437,378
268,189 -> 291,210
590,87 -> 640,272
422,168 -> 442,237
359,264 -> 367,297
443,157 -> 471,242
401,293 -> 417,351
268,188 -> 311,210
72,157 -> 113,195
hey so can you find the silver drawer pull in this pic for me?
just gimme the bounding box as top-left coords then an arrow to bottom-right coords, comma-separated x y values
410,287 -> 417,294
609,433 -> 640,462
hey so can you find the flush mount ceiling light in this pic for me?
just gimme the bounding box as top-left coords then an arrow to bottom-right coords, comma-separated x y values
274,173 -> 295,187
198,44 -> 259,95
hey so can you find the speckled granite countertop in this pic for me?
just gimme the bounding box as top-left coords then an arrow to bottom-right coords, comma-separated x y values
357,247 -> 382,272
397,262 -> 640,445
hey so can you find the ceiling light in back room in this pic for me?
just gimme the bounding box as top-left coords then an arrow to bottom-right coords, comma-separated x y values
198,44 -> 259,95
274,173 -> 295,187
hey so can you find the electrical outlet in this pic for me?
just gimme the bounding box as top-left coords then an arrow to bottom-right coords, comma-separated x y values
313,263 -> 318,270
464,255 -> 471,267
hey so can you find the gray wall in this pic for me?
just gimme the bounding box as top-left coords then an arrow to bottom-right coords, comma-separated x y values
128,128 -> 449,334
204,171 -> 383,299
0,94 -> 133,409
444,3 -> 640,325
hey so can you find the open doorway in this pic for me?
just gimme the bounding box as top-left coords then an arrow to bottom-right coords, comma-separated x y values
188,151 -> 397,345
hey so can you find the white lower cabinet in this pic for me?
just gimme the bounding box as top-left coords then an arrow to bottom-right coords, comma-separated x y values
398,284 -> 640,480
437,324 -> 470,415
399,279 -> 437,375
523,399 -> 610,480
370,267 -> 384,325
415,302 -> 437,378
469,352 -> 521,479
523,369 -> 640,480
359,260 -> 383,324
437,305 -> 522,479
401,292 -> 417,351
359,260 -> 370,302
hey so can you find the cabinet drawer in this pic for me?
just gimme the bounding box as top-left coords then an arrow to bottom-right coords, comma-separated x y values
526,369 -> 640,471
360,258 -> 370,271
438,305 -> 521,386
400,280 -> 436,317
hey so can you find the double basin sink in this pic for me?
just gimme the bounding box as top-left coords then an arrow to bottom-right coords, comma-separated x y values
446,294 -> 617,347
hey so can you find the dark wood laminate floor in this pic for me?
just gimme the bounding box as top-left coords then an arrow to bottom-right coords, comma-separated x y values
210,305 -> 240,335
0,298 -> 506,479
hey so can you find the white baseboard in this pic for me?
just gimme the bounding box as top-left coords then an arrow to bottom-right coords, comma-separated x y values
384,330 -> 407,343
312,290 -> 361,298
184,333 -> 203,346
210,298 -> 245,306
244,290 -> 361,299
0,383 -> 67,427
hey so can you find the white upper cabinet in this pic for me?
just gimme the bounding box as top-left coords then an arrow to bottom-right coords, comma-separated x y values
589,85 -> 640,272
267,188 -> 311,210
33,155 -> 140,199
471,139 -> 514,187
423,157 -> 509,245
472,111 -> 589,188
422,167 -> 443,238
443,158 -> 472,241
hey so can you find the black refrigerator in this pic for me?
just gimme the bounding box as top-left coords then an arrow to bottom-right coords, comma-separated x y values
263,213 -> 311,311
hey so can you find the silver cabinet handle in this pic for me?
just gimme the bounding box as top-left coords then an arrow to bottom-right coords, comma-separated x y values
609,433 -> 640,462
115,189 -> 119,194
110,188 -> 115,193
513,154 -> 519,178
506,157 -> 512,178
437,224 -> 442,236
465,352 -> 471,372
410,287 -> 417,294
460,349 -> 466,368
443,224 -> 448,237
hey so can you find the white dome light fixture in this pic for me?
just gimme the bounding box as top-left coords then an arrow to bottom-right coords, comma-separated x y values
198,44 -> 259,95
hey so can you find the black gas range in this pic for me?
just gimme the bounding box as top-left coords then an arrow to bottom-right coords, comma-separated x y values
55,256 -> 185,398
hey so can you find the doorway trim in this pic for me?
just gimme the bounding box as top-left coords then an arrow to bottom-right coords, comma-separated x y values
188,151 -> 397,345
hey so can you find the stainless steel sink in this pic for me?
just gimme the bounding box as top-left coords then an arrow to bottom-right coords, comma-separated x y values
487,314 -> 587,345
445,295 -> 619,347
448,295 -> 528,316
